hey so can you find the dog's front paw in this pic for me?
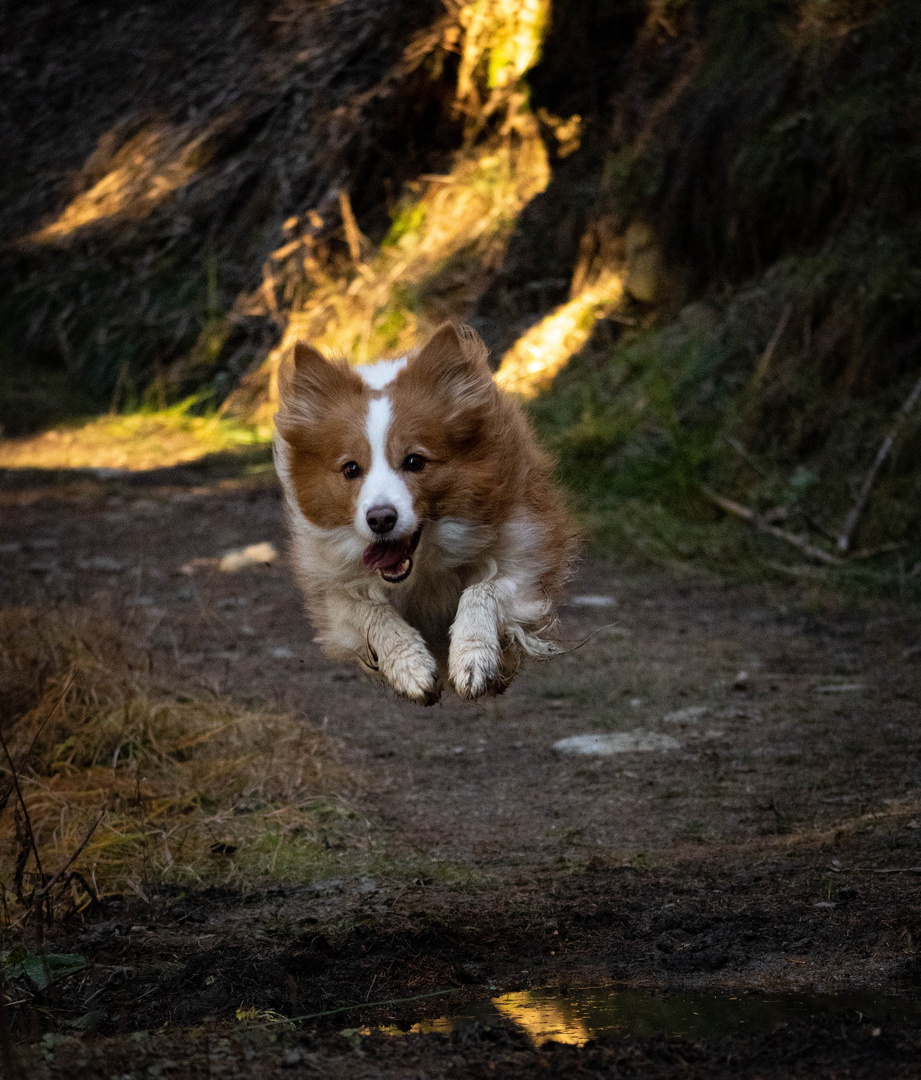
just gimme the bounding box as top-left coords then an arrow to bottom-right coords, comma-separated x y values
381,639 -> 440,705
449,638 -> 504,701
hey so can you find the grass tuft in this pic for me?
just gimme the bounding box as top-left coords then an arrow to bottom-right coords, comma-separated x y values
0,607 -> 359,921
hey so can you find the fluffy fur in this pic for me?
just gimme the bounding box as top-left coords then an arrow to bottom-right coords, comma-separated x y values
273,323 -> 576,704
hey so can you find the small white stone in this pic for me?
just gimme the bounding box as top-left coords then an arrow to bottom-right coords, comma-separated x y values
76,555 -> 127,572
570,595 -> 617,607
553,730 -> 681,755
663,705 -> 710,724
219,542 -> 278,572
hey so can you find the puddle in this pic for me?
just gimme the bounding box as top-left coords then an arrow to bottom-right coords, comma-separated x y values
367,986 -> 921,1046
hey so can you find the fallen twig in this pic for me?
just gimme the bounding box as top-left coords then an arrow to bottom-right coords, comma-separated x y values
750,302 -> 793,389
29,812 -> 105,907
702,488 -> 843,565
0,727 -> 44,902
837,369 -> 921,553
285,987 -> 464,1024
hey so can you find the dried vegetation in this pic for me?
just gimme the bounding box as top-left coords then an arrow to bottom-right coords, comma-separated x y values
0,607 -> 358,922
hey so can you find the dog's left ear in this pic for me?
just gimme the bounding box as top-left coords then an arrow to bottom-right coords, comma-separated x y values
408,324 -> 495,411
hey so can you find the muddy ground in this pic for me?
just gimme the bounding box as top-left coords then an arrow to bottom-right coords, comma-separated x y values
2,455 -> 921,1078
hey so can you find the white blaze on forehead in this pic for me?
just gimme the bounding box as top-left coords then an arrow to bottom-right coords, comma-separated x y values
356,394 -> 416,539
354,357 -> 407,390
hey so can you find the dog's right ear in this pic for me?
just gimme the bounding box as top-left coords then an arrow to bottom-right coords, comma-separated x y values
275,342 -> 360,444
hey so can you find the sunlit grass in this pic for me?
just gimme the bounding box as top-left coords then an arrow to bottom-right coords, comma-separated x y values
495,271 -> 626,397
0,403 -> 270,472
248,132 -> 551,425
26,125 -> 204,245
233,0 -> 556,424
457,0 -> 549,98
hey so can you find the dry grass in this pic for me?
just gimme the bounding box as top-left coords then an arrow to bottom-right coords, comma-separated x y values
226,0 -> 563,423
25,124 -> 205,247
238,128 -> 552,425
0,607 -> 358,922
0,409 -> 269,472
495,270 -> 626,397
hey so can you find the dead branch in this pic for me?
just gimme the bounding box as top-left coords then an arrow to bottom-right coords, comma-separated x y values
261,262 -> 280,320
702,487 -> 843,566
750,302 -> 793,389
849,542 -> 906,561
338,189 -> 366,265
837,369 -> 921,553
725,438 -> 839,543
29,812 -> 104,907
0,726 -> 45,900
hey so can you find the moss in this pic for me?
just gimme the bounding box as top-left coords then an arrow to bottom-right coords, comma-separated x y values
383,201 -> 428,248
531,323 -> 729,509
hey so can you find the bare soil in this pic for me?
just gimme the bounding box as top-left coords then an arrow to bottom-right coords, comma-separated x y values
2,456 -> 921,1078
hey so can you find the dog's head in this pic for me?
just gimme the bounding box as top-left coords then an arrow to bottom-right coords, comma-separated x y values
275,324 -> 500,583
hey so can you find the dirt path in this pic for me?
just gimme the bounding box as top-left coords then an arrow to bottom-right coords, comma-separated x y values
3,459 -> 921,1077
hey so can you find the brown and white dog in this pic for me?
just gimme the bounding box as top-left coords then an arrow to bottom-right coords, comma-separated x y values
273,323 -> 576,704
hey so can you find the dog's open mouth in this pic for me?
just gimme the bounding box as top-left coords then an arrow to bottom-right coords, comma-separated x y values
362,526 -> 422,583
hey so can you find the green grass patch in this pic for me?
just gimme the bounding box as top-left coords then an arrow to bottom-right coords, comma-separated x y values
0,399 -> 270,473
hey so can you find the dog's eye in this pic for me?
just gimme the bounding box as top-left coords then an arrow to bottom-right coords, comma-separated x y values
402,454 -> 426,473
342,461 -> 362,479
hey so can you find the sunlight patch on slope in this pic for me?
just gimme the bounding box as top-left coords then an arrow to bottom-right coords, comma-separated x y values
228,0 -> 554,425
495,270 -> 626,397
0,409 -> 266,472
251,129 -> 551,423
457,0 -> 549,99
26,126 -> 205,244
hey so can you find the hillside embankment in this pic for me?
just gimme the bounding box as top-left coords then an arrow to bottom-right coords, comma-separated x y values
2,0 -> 920,577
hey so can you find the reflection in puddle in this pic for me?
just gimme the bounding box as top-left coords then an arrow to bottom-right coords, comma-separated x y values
366,986 -> 921,1046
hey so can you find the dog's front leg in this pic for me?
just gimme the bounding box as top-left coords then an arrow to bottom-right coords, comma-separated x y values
336,595 -> 440,705
449,581 -> 508,701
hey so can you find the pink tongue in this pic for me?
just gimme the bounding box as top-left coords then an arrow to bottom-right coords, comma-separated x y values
363,538 -> 412,572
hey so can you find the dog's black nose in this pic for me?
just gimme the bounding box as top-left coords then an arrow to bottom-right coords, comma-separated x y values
366,505 -> 398,534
